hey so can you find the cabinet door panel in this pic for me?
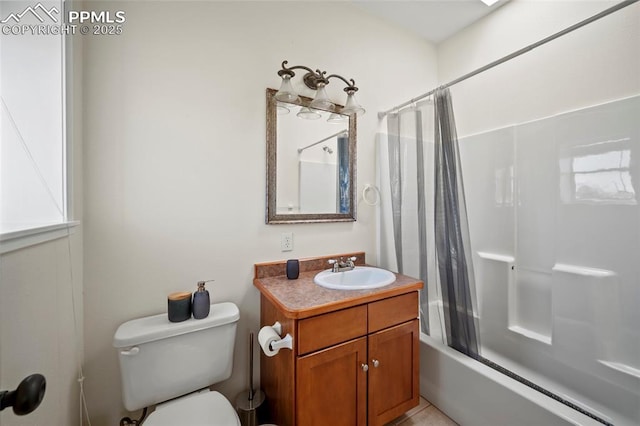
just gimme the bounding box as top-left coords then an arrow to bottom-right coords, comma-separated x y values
368,319 -> 419,426
296,337 -> 367,426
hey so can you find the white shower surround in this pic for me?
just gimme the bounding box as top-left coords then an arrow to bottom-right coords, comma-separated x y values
378,95 -> 639,426
458,95 -> 639,426
419,333 -> 603,426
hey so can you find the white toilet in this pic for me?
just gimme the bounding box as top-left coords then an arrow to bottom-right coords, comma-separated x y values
113,302 -> 241,425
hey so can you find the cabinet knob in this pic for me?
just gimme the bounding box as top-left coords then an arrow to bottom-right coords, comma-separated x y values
361,363 -> 369,372
372,359 -> 380,368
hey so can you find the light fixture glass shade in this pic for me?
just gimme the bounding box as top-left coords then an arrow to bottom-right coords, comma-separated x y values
275,75 -> 300,103
327,112 -> 347,123
297,107 -> 321,120
341,91 -> 365,116
309,83 -> 334,111
277,103 -> 290,115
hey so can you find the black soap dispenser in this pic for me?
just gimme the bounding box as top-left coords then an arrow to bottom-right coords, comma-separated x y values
192,280 -> 212,319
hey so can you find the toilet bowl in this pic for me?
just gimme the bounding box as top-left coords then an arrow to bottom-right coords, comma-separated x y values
113,302 -> 242,426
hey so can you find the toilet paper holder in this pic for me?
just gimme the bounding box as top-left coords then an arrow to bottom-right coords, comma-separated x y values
271,321 -> 282,335
270,333 -> 293,352
265,321 -> 293,352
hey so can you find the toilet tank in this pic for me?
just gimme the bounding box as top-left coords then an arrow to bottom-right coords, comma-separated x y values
113,302 -> 240,412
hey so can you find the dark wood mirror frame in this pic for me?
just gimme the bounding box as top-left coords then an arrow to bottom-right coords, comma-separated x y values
266,88 -> 357,224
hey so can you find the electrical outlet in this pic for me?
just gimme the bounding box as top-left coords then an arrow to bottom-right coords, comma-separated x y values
281,232 -> 293,252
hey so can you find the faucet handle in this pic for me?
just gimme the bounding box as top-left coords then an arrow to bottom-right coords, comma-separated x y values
328,259 -> 338,272
349,256 -> 357,262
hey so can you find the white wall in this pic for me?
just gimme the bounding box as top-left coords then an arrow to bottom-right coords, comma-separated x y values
437,0 -> 640,136
0,234 -> 83,426
81,2 -> 437,424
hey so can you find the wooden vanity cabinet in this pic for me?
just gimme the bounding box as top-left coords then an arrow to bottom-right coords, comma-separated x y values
260,291 -> 420,426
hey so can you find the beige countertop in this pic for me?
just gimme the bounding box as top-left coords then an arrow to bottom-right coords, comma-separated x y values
253,252 -> 423,319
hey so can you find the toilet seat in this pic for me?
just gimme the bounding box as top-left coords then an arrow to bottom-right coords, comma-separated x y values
144,391 -> 240,426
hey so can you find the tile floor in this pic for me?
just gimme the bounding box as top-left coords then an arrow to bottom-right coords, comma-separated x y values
385,397 -> 458,426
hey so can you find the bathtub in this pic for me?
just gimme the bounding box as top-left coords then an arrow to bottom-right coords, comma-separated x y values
419,333 -> 604,426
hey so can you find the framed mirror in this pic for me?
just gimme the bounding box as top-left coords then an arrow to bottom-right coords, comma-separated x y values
266,88 -> 357,224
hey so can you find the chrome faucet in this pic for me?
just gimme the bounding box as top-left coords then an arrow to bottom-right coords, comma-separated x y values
328,256 -> 357,273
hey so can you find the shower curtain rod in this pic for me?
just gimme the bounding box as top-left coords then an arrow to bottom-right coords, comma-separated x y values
297,129 -> 348,153
378,0 -> 639,118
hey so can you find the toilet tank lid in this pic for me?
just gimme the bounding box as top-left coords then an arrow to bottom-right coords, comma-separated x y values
113,302 -> 239,348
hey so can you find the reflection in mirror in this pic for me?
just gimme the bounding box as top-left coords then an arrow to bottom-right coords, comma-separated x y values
278,123 -> 348,214
560,138 -> 636,205
266,89 -> 357,223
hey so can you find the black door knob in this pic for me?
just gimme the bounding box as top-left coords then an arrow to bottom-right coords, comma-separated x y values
0,374 -> 46,415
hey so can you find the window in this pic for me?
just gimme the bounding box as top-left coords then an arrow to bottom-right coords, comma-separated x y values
0,0 -> 68,237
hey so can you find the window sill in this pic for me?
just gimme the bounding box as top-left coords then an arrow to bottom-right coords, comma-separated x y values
0,221 -> 80,254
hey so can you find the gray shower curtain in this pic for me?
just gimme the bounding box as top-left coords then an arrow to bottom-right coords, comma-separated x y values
433,87 -> 479,358
383,88 -> 479,358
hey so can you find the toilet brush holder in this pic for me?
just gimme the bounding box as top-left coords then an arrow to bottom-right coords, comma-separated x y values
235,331 -> 265,426
235,389 -> 265,426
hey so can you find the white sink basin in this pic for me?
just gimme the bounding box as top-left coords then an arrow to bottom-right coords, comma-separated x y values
314,266 -> 396,290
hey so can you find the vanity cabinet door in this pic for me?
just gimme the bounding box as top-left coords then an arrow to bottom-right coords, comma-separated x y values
367,319 -> 420,426
296,337 -> 367,426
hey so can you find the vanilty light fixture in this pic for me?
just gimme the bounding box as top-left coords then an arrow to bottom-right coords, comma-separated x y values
274,60 -> 365,120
